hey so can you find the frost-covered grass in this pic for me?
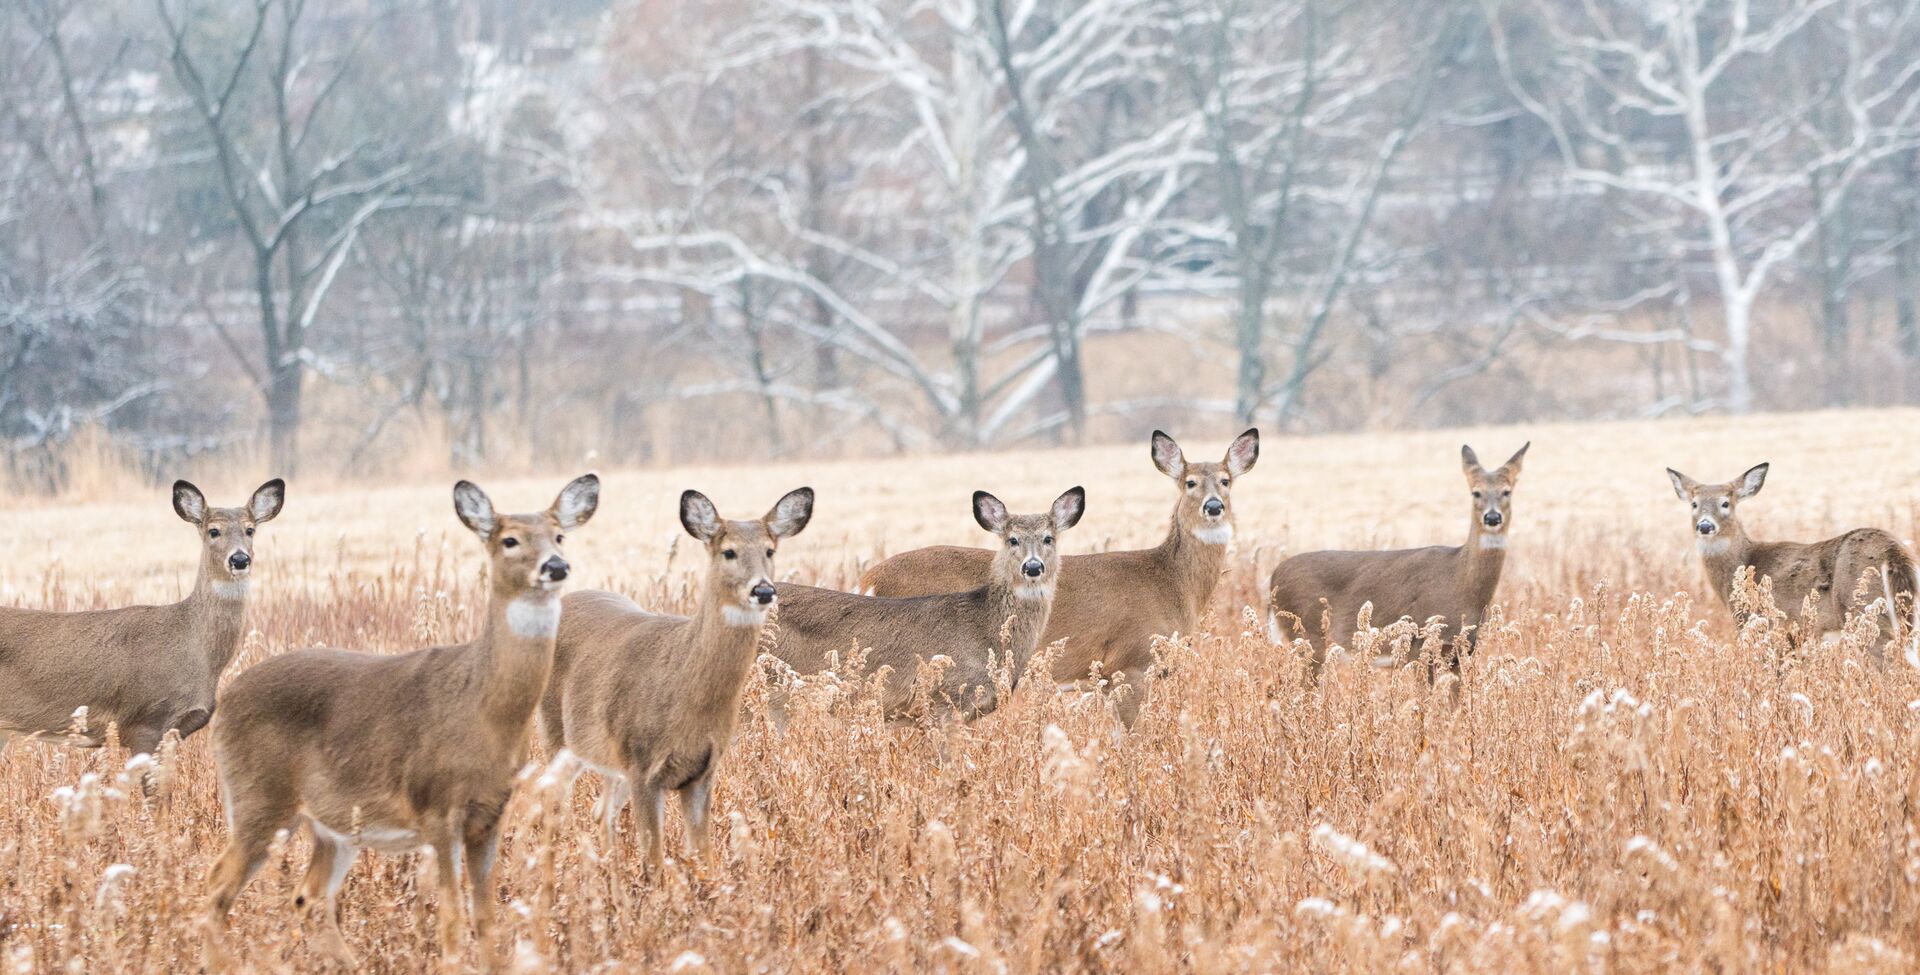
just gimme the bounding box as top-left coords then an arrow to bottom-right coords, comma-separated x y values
1,409 -> 1917,972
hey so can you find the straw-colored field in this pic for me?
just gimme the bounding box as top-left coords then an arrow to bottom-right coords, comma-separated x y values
2,409 -> 1918,972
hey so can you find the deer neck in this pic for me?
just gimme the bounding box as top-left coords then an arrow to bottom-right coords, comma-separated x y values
1154,513 -> 1231,622
984,567 -> 1056,685
678,582 -> 768,716
1462,522 -> 1509,606
473,584 -> 562,730
187,561 -> 251,675
1695,524 -> 1754,598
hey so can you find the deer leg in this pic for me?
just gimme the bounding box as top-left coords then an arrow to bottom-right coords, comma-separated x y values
297,825 -> 360,967
425,816 -> 466,971
1110,670 -> 1150,731
203,800 -> 292,972
630,770 -> 667,878
677,772 -> 716,863
463,822 -> 504,971
593,775 -> 631,852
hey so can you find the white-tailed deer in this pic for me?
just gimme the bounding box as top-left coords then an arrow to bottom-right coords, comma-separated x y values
1268,443 -> 1529,678
542,486 -> 813,874
772,487 -> 1085,724
861,430 -> 1256,728
202,475 -> 598,971
0,479 -> 284,755
1667,463 -> 1916,653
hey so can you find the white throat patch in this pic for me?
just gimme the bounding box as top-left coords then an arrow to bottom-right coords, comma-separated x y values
722,604 -> 769,628
1015,581 -> 1055,601
210,579 -> 250,600
1477,534 -> 1508,550
1697,537 -> 1731,556
1192,523 -> 1234,546
507,595 -> 561,638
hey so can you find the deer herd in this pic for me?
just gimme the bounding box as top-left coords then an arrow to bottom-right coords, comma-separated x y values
0,429 -> 1914,970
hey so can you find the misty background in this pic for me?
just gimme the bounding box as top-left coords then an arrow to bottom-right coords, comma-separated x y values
4,0 -> 1918,490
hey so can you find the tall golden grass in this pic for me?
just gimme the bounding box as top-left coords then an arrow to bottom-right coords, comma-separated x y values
1,409 -> 1917,972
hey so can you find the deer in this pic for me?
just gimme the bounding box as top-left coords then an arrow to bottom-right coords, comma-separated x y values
1267,443 -> 1529,679
860,429 -> 1257,729
0,478 -> 284,757
201,474 -> 598,972
771,487 -> 1084,725
1667,463 -> 1916,655
541,486 -> 813,875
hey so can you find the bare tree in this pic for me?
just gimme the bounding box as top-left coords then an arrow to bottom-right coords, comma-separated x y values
1490,0 -> 1920,413
155,0 -> 440,474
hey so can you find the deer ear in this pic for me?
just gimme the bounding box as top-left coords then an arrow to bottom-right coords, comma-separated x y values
1736,462 -> 1769,499
1498,442 -> 1530,478
1150,431 -> 1184,478
249,478 -> 286,523
680,490 -> 722,542
453,481 -> 496,537
1460,445 -> 1484,476
1051,486 -> 1086,531
551,474 -> 600,531
1666,468 -> 1695,501
765,487 -> 814,539
1224,429 -> 1259,476
172,480 -> 208,524
972,490 -> 1010,534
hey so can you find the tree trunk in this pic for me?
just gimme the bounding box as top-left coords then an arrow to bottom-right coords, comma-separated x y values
1723,296 -> 1754,415
267,355 -> 302,476
1232,273 -> 1266,424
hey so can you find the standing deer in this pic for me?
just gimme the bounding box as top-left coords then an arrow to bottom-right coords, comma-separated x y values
1667,463 -> 1916,653
202,475 -> 598,971
1268,443 -> 1529,678
861,430 -> 1256,728
0,479 -> 284,755
772,487 -> 1085,724
542,486 -> 813,874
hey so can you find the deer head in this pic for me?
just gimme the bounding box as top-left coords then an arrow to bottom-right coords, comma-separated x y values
1461,443 -> 1528,538
173,478 -> 286,597
1152,428 -> 1258,546
1667,462 -> 1767,543
973,487 -> 1085,600
680,486 -> 814,627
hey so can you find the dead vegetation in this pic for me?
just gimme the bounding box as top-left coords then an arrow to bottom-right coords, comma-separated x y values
1,410 -> 1917,972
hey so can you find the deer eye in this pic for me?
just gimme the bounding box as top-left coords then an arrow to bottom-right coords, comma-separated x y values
1042,536 -> 1054,546
1006,537 -> 1019,547
1220,477 -> 1230,487
1185,479 -> 1197,489
502,537 -> 519,548
1719,500 -> 1730,510
723,549 -> 737,560
207,528 -> 221,539
1501,490 -> 1510,499
1472,491 -> 1483,500
556,534 -> 565,545
765,548 -> 774,559
245,526 -> 255,537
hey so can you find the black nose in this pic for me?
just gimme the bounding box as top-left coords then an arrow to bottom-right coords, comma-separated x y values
541,556 -> 569,582
1203,498 -> 1224,517
1696,521 -> 1716,535
228,551 -> 251,572
751,582 -> 776,605
1023,559 -> 1044,578
1482,511 -> 1503,527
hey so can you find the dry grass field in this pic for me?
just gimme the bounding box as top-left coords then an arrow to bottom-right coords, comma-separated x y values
2,409 -> 1918,973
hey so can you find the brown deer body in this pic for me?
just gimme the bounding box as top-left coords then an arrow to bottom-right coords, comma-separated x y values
772,487 -> 1084,724
860,430 -> 1256,728
0,479 -> 284,755
1268,444 -> 1528,677
542,487 -> 813,873
1668,463 -> 1916,651
202,475 -> 598,971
